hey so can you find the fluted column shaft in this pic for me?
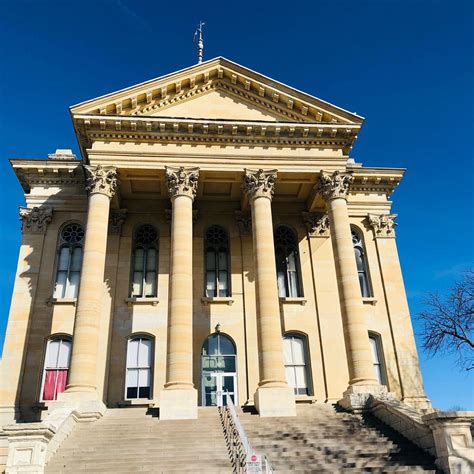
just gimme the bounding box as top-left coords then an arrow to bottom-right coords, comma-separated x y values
243,169 -> 288,387
164,167 -> 199,389
66,166 -> 118,393
318,171 -> 377,386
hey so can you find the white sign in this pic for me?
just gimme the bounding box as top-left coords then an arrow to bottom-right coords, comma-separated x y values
246,453 -> 263,472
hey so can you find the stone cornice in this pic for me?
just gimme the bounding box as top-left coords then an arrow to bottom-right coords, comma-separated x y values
19,206 -> 53,234
367,213 -> 397,238
73,115 -> 360,157
165,166 -> 200,200
84,165 -> 118,198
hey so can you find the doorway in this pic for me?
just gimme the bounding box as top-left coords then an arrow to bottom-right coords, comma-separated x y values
201,333 -> 237,407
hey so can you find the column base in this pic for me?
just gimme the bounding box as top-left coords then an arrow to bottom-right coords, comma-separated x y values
159,388 -> 197,420
53,390 -> 106,421
339,384 -> 395,413
254,386 -> 296,417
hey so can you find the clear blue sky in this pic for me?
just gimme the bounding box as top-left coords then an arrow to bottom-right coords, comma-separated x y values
0,0 -> 472,410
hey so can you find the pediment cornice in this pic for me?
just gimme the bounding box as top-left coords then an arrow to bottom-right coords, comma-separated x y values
70,57 -> 363,126
74,114 -> 361,155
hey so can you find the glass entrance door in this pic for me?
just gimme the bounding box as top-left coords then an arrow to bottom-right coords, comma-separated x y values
202,372 -> 237,407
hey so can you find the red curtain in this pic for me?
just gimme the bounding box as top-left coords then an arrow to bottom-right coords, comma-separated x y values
42,370 -> 68,401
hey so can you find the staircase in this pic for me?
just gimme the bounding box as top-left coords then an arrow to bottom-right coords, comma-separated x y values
238,404 -> 439,473
45,407 -> 232,473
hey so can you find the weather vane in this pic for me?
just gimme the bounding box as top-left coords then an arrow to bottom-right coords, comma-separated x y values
193,21 -> 205,64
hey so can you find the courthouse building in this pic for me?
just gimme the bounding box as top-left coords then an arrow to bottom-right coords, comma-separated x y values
0,57 -> 432,425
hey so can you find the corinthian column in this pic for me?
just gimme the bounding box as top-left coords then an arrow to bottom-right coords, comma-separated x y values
317,170 -> 384,411
160,166 -> 199,420
58,165 -> 117,416
242,169 -> 296,417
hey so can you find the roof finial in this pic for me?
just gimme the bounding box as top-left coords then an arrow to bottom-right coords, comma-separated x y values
193,21 -> 205,64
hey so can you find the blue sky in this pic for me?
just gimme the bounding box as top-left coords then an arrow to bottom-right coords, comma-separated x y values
0,0 -> 472,410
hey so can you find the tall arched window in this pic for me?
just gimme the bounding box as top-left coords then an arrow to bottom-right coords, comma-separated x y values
352,228 -> 372,297
131,225 -> 158,297
274,226 -> 302,297
41,337 -> 71,401
283,333 -> 311,395
53,223 -> 84,299
369,333 -> 386,385
205,226 -> 229,297
126,336 -> 153,399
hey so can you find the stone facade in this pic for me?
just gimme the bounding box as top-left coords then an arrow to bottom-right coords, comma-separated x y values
0,58 -> 431,426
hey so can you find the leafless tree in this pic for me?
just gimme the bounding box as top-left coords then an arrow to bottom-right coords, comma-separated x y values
417,269 -> 474,371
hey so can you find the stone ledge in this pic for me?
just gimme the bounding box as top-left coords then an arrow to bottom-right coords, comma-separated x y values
125,297 -> 160,307
46,298 -> 77,307
279,297 -> 307,305
201,297 -> 234,306
362,297 -> 377,305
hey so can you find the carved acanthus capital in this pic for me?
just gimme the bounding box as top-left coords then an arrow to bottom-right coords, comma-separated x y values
19,206 -> 53,234
316,170 -> 353,201
242,168 -> 278,201
235,211 -> 252,235
368,214 -> 397,238
302,212 -> 330,237
84,165 -> 118,198
108,209 -> 127,234
165,166 -> 200,200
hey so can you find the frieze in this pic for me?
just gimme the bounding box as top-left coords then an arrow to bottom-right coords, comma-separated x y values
19,207 -> 53,234
367,214 -> 397,238
84,165 -> 118,198
242,169 -> 277,201
316,170 -> 353,201
302,212 -> 330,237
165,166 -> 200,200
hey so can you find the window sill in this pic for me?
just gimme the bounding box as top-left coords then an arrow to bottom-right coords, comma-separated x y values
201,297 -> 234,306
362,297 -> 377,305
279,297 -> 307,306
118,399 -> 154,407
47,298 -> 77,307
125,297 -> 160,307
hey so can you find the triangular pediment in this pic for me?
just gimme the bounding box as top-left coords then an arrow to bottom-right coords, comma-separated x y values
71,57 -> 364,125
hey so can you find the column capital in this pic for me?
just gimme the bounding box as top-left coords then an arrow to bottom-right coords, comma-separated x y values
368,213 -> 397,238
242,168 -> 277,201
108,209 -> 127,234
316,170 -> 353,201
84,165 -> 118,198
302,212 -> 330,237
19,206 -> 53,234
165,166 -> 199,200
234,211 -> 252,235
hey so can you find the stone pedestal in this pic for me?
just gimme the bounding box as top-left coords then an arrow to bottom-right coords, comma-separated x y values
423,411 -> 474,474
254,386 -> 296,418
339,384 -> 392,413
159,388 -> 198,420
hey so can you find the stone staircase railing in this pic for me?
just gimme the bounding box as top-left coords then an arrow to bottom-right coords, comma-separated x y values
219,394 -> 273,473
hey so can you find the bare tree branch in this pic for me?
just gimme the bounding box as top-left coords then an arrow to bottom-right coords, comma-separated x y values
416,269 -> 474,371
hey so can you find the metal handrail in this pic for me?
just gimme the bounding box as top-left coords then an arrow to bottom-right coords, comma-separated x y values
220,391 -> 274,473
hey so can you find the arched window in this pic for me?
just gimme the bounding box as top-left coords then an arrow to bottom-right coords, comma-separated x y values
41,337 -> 71,401
125,337 -> 153,399
53,223 -> 84,299
205,226 -> 229,297
274,226 -> 302,297
283,333 -> 311,395
352,228 -> 372,297
369,333 -> 386,385
131,225 -> 158,297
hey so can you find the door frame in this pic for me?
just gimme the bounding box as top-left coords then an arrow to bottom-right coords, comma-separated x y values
201,371 -> 237,407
